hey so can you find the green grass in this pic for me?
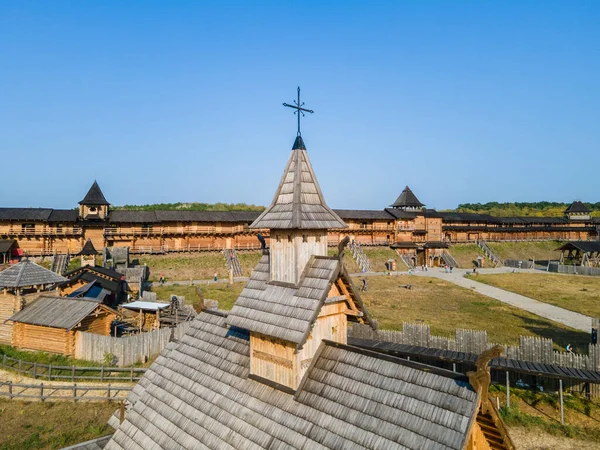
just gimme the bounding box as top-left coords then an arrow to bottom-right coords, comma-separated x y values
355,275 -> 590,347
476,272 -> 600,318
489,385 -> 600,443
448,244 -> 486,268
150,282 -> 246,311
137,251 -> 262,281
0,400 -> 115,450
487,240 -> 564,261
0,345 -> 101,368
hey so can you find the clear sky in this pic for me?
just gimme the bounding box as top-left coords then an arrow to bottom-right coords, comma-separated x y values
1,1 -> 598,211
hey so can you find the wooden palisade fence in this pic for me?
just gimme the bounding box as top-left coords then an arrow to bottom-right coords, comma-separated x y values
349,322 -> 600,396
75,322 -> 192,367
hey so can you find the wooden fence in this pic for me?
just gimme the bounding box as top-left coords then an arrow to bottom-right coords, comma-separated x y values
0,380 -> 131,402
0,354 -> 146,382
349,323 -> 600,371
548,262 -> 600,277
350,323 -> 600,396
75,322 -> 192,367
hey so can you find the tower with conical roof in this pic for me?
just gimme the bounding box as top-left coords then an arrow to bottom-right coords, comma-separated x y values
78,181 -> 110,220
390,185 -> 425,210
250,135 -> 346,284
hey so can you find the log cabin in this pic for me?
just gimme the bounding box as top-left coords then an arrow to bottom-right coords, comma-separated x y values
8,296 -> 117,356
104,134 -> 514,450
59,265 -> 126,307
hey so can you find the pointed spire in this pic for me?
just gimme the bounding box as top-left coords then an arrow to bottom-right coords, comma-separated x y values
251,137 -> 346,230
79,181 -> 109,206
77,239 -> 99,256
390,186 -> 425,209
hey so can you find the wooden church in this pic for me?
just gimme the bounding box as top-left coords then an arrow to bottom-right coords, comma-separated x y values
102,131 -> 514,449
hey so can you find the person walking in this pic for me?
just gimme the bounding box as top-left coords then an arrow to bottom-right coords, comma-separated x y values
213,272 -> 218,282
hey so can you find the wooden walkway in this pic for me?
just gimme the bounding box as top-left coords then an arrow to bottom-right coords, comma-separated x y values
0,379 -> 131,402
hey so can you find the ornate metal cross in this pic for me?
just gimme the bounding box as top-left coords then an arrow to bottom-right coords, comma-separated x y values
283,86 -> 314,136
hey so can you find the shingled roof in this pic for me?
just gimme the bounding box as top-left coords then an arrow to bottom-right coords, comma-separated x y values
391,186 -> 425,209
8,296 -> 114,330
0,260 -> 67,288
565,201 -> 591,214
226,254 -> 374,345
79,181 -> 110,206
250,136 -> 346,230
106,311 -> 479,450
77,239 -> 99,256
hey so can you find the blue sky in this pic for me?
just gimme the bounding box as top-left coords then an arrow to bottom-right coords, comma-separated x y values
1,1 -> 598,210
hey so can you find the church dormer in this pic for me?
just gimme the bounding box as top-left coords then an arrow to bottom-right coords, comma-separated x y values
250,135 -> 346,284
79,181 -> 110,220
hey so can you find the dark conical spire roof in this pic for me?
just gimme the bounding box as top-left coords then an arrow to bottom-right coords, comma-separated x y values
79,181 -> 109,206
77,239 -> 99,256
391,186 -> 425,209
565,200 -> 591,214
250,136 -> 346,230
292,135 -> 306,150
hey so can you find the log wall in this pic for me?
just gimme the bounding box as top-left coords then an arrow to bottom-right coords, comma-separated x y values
12,323 -> 72,355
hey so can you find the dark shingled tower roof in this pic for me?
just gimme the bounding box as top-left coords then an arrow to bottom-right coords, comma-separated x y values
77,239 -> 99,256
391,185 -> 425,209
250,137 -> 346,230
565,201 -> 591,214
79,181 -> 109,206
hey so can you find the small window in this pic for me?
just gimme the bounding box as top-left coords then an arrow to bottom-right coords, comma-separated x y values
89,207 -> 97,213
276,234 -> 281,243
316,235 -> 321,243
287,235 -> 292,242
361,222 -> 368,229
302,235 -> 307,243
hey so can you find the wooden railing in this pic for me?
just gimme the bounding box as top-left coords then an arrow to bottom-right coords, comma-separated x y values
0,380 -> 131,402
0,354 -> 147,382
2,227 -> 83,236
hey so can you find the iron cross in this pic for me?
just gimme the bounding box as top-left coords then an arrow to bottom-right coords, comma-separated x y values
283,86 -> 314,136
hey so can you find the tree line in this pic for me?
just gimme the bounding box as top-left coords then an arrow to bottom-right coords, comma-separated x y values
452,201 -> 600,217
113,202 -> 265,212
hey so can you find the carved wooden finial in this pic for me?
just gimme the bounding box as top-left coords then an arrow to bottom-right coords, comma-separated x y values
467,345 -> 503,414
337,236 -> 350,261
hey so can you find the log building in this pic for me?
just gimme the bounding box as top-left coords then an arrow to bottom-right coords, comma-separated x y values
104,134 -> 513,450
9,296 -> 117,356
0,174 -> 598,259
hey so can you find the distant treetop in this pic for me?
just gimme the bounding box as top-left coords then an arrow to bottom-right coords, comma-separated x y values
450,201 -> 600,217
113,202 -> 266,212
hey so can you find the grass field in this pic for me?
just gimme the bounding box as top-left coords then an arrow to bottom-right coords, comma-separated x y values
476,272 -> 600,318
327,246 -> 400,273
0,400 -> 115,450
488,240 -> 563,261
448,244 -> 486,268
356,275 -> 589,348
151,282 -> 246,310
136,251 -> 262,281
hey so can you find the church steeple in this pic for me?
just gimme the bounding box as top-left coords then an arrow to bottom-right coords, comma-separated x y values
251,136 -> 346,283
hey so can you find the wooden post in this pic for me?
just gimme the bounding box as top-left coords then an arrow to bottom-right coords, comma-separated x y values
559,379 -> 565,425
119,401 -> 125,424
40,383 -> 44,401
506,371 -> 510,408
18,359 -> 22,376
33,362 -> 37,379
73,383 -> 77,402
8,381 -> 12,400
130,366 -> 134,382
107,383 -> 111,400
452,363 -> 456,372
48,364 -> 52,381
71,365 -> 75,382
100,365 -> 104,382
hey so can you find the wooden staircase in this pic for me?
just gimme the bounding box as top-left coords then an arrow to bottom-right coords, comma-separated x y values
224,249 -> 243,277
476,240 -> 504,267
476,412 -> 509,450
441,250 -> 459,268
50,253 -> 70,275
348,241 -> 372,272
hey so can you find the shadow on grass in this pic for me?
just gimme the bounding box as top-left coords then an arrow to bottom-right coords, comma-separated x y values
513,314 -> 591,351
